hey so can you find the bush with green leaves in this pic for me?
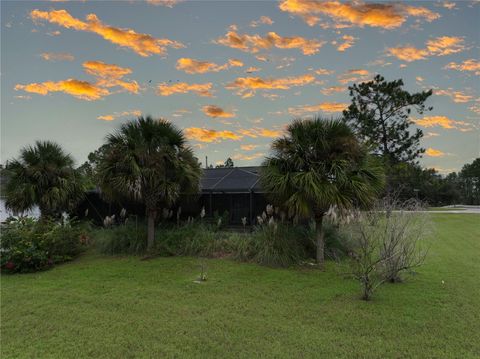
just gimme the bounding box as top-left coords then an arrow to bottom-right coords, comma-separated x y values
94,214 -> 346,268
95,221 -> 148,255
0,217 -> 89,273
96,221 -> 229,257
232,221 -> 312,267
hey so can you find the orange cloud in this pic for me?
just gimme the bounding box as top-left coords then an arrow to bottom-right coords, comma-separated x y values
238,128 -> 282,138
278,0 -> 440,28
232,152 -> 265,161
425,36 -> 465,56
388,36 -> 465,62
425,148 -> 445,157
97,110 -> 142,121
83,60 -> 131,79
97,115 -> 115,121
288,102 -> 348,116
435,88 -> 473,103
215,30 -> 325,55
250,16 -> 274,27
15,79 -> 109,101
387,46 -> 428,62
176,58 -> 243,74
15,60 -> 139,100
202,105 -> 235,118
184,126 -> 281,143
315,68 -> 334,75
335,35 -> 356,52
414,115 -> 472,131
321,86 -> 345,95
226,74 -> 315,97
338,69 -> 370,84
240,144 -> 259,151
442,2 -> 456,10
39,52 -> 75,61
184,128 -> 242,142
245,66 -> 261,73
30,9 -> 183,57
157,82 -> 213,97
444,59 -> 480,75
83,60 -> 139,94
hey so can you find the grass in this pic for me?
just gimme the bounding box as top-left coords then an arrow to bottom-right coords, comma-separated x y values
1,214 -> 479,358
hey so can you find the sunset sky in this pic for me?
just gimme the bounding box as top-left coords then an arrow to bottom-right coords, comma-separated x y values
1,0 -> 479,173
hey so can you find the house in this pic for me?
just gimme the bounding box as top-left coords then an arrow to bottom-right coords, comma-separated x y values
75,166 -> 269,225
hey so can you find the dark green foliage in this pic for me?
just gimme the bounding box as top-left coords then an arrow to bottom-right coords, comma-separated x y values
261,118 -> 384,219
390,163 -> 461,205
4,141 -> 85,219
95,222 -> 232,257
94,220 -> 350,268
343,75 -> 432,165
96,116 -> 202,250
156,224 -> 224,257
233,223 -> 312,267
457,158 -> 480,204
260,117 -> 384,266
322,221 -> 349,260
95,222 -> 147,255
213,210 -> 230,228
76,144 -> 111,190
215,157 -> 234,168
0,218 -> 89,273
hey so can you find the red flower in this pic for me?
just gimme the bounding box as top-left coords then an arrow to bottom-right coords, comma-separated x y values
5,261 -> 15,270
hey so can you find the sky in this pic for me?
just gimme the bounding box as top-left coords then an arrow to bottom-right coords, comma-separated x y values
1,0 -> 479,173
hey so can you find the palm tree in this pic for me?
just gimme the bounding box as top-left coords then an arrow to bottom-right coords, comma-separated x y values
261,118 -> 384,268
97,116 -> 202,250
5,141 -> 84,220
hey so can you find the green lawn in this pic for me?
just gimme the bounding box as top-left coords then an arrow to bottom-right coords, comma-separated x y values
2,214 -> 480,358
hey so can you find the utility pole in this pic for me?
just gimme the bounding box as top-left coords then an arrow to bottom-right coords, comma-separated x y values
205,156 -> 208,169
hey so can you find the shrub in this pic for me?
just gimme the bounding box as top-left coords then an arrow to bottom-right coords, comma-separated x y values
233,221 -> 310,267
0,217 -> 89,273
95,214 -> 343,268
95,221 -> 147,255
312,219 -> 349,260
155,223 -> 234,257
378,198 -> 432,283
95,221 -> 231,257
339,212 -> 388,301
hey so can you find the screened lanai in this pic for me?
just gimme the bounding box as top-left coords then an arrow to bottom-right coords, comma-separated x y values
198,167 -> 269,225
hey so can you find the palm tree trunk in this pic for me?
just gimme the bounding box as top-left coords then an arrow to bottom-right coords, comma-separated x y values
316,214 -> 325,269
147,209 -> 157,251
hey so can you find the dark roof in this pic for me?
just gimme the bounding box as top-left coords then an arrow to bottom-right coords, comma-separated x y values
201,166 -> 263,193
86,166 -> 265,195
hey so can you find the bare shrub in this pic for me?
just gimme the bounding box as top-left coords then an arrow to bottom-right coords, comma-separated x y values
341,210 -> 389,301
340,198 -> 432,300
379,198 -> 432,283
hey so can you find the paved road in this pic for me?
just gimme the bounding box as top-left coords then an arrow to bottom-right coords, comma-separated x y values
427,206 -> 480,214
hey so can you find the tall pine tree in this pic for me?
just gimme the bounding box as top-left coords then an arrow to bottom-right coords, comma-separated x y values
344,75 -> 432,163
343,75 -> 433,192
